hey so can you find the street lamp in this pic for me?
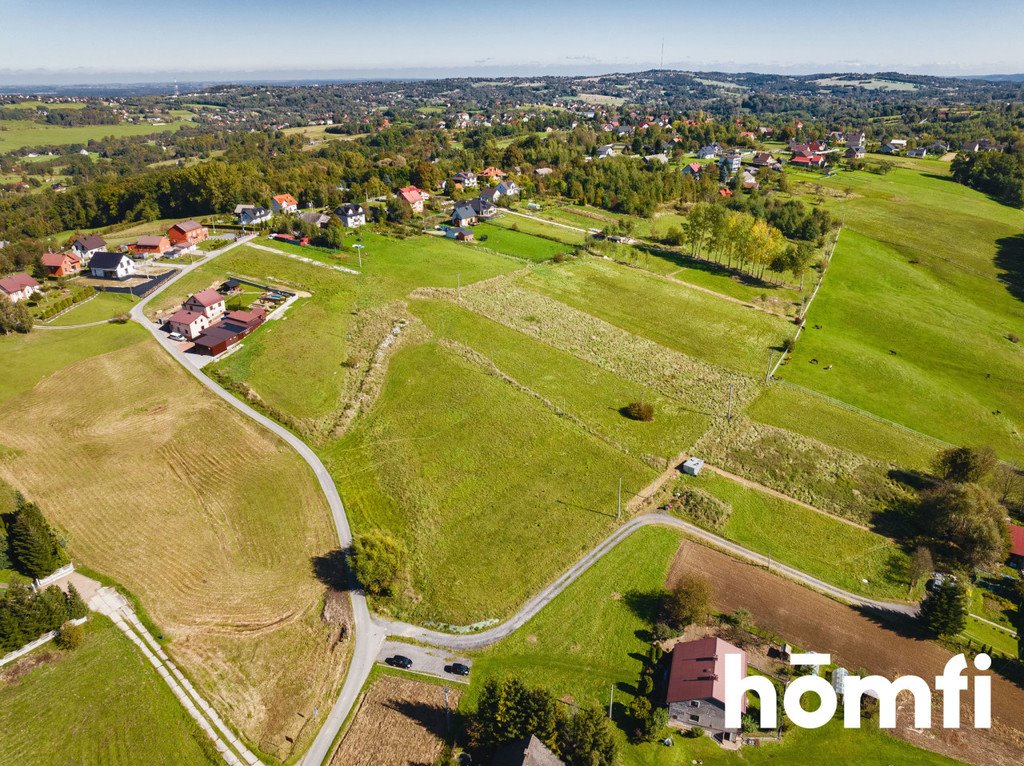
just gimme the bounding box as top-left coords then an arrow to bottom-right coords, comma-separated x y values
353,243 -> 364,268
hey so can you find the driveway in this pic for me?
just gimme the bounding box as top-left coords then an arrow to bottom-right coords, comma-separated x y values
376,640 -> 472,684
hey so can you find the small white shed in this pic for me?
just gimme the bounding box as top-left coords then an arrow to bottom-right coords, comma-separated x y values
682,457 -> 705,476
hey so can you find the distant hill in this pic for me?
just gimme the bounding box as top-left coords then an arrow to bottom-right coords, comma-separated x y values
963,73 -> 1024,82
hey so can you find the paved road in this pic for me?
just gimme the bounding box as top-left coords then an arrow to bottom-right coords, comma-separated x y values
377,640 -> 472,684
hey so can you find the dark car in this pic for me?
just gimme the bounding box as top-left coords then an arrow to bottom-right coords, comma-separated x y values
386,655 -> 413,669
446,662 -> 470,677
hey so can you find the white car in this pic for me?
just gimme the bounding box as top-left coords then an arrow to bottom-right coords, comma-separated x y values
168,332 -> 187,342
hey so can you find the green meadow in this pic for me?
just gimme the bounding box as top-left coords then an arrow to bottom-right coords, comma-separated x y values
0,119 -> 193,153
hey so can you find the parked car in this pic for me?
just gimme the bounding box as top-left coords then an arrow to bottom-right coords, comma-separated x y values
446,662 -> 470,676
168,332 -> 186,342
386,655 -> 413,669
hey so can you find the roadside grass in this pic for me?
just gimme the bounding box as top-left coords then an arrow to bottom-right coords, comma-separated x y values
485,213 -> 589,245
0,118 -> 192,153
464,525 -> 959,766
962,615 -> 1019,659
472,222 -> 576,262
0,334 -> 348,761
45,291 -> 137,326
411,299 -> 710,461
747,383 -> 941,470
521,257 -> 793,376
784,166 -> 1024,463
671,471 -> 915,600
0,616 -> 216,766
325,340 -> 656,625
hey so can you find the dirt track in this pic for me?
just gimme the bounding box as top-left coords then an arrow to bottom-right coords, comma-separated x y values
667,539 -> 1024,766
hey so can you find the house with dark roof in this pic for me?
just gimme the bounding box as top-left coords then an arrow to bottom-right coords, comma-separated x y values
907,147 -> 928,158
89,252 -> 136,280
451,197 -> 497,226
751,152 -> 777,168
235,204 -> 273,226
168,220 -> 208,249
192,307 -> 267,356
0,272 -> 41,303
335,203 -> 366,228
40,251 -> 82,277
697,143 -> 724,159
299,211 -> 331,228
444,226 -> 475,242
70,234 -> 107,264
492,735 -> 564,766
666,637 -> 747,741
452,171 -> 479,188
845,146 -> 866,159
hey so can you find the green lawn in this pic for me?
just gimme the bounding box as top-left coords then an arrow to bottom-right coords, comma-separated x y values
784,166 -> 1024,463
522,258 -> 793,377
473,222 -> 577,262
45,292 -> 138,326
464,525 -> 960,766
672,472 -> 914,600
325,340 -> 655,625
961,615 -> 1019,659
486,213 -> 589,245
0,119 -> 192,153
0,617 -> 215,766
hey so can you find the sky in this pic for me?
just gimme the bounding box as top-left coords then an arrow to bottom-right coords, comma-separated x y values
2,0 -> 1024,85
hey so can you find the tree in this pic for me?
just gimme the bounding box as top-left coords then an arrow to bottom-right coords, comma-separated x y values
624,401 -> 654,421
469,676 -> 559,751
350,529 -> 407,597
662,574 -> 712,630
8,496 -> 65,579
919,483 -> 1010,569
0,514 -> 9,570
934,445 -> 999,484
908,546 -> 934,590
557,706 -> 617,766
66,583 -> 89,620
56,620 -> 84,650
0,293 -> 34,335
919,580 -> 968,637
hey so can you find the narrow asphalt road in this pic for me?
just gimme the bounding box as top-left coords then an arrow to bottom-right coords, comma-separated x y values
128,230 -> 919,765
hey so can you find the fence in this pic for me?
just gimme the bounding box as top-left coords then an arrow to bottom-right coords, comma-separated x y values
34,562 -> 74,591
0,617 -> 88,668
93,268 -> 176,299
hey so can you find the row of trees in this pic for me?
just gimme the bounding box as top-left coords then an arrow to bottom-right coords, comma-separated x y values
0,493 -> 69,579
951,151 -> 1024,208
0,583 -> 88,654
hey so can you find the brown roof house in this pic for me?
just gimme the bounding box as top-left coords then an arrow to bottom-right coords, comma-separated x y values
40,251 -> 82,277
168,220 -> 208,249
132,235 -> 171,256
183,288 -> 227,321
192,307 -> 267,356
666,637 -> 747,742
492,735 -> 564,766
0,272 -> 41,303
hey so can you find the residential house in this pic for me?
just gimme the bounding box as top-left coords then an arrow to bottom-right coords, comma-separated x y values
444,226 -> 475,242
644,153 -> 669,164
299,211 -> 331,228
183,288 -> 227,321
721,151 -> 742,174
789,154 -> 826,168
192,307 -> 267,356
89,251 -> 136,280
751,152 -> 777,167
479,186 -> 501,205
335,203 -> 366,228
71,234 -> 107,264
40,251 -> 82,277
479,166 -> 507,181
741,171 -> 759,190
534,167 -> 554,177
0,272 -> 41,303
845,146 -> 866,159
496,179 -> 519,197
597,144 -> 616,159
452,171 -> 478,188
131,235 -> 171,256
845,131 -> 866,148
697,143 -> 723,159
666,637 -> 747,742
451,197 -> 497,226
168,220 -> 208,249
235,204 -> 272,226
166,308 -> 212,340
682,162 -> 703,177
926,141 -> 950,154
878,143 -> 901,155
271,193 -> 299,214
907,147 -> 928,158
397,185 -> 427,214
492,735 -> 564,766
1009,524 -> 1024,567
888,138 -> 908,148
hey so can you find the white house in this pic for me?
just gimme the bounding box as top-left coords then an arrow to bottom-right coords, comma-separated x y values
335,203 -> 366,228
70,234 -> 107,265
597,144 -> 616,159
166,309 -> 211,340
452,171 -> 478,188
88,251 -> 136,280
235,204 -> 273,225
271,193 -> 299,214
182,288 -> 226,320
0,272 -> 41,303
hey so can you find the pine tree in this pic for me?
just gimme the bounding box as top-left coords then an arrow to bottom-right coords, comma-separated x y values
0,514 -> 10,570
919,580 -> 968,637
66,583 -> 89,620
9,499 -> 62,579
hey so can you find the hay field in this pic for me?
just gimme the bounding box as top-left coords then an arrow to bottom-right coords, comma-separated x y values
329,674 -> 459,766
0,337 -> 348,762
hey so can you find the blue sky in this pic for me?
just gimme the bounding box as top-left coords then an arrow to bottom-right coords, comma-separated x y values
1,0 -> 1023,83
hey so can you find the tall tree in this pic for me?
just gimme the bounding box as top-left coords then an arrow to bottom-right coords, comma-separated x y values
8,497 -> 64,579
934,446 -> 999,484
919,580 -> 968,637
919,483 -> 1010,569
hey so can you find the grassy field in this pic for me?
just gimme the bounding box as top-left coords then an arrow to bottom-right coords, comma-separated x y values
0,119 -> 192,153
486,213 -> 589,245
44,292 -> 138,326
785,166 -> 1024,463
0,617 -> 215,766
473,222 -> 577,262
521,258 -> 793,377
0,328 -> 348,761
326,340 -> 655,625
672,471 -> 914,599
464,526 -> 960,766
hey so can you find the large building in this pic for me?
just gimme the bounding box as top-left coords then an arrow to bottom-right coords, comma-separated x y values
666,637 -> 747,741
168,220 -> 208,248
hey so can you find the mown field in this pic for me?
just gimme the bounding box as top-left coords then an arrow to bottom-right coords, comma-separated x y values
0,118 -> 193,153
464,526 -> 963,766
473,221 -> 577,262
785,166 -> 1024,463
0,617 -> 215,766
45,292 -> 138,326
0,326 -> 348,762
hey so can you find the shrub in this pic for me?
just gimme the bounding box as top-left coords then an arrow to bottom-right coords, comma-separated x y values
669,487 -> 732,530
56,621 -> 84,650
351,529 -> 407,597
662,574 -> 712,630
1008,333 -> 1020,344
781,337 -> 796,353
624,401 -> 654,421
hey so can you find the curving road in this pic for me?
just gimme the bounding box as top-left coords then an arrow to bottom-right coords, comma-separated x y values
128,233 -> 916,766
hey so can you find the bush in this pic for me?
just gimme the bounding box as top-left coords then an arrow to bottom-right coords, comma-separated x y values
351,529 -> 407,597
624,401 -> 654,421
56,621 -> 84,650
781,337 -> 796,353
662,574 -> 712,630
669,487 -> 732,530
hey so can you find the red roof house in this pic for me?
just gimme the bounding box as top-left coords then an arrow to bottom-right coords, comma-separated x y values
168,220 -> 208,248
1009,524 -> 1024,563
271,193 -> 299,213
132,235 -> 171,255
480,166 -> 507,180
40,251 -> 82,277
0,272 -> 41,303
397,185 -> 427,213
666,637 -> 747,738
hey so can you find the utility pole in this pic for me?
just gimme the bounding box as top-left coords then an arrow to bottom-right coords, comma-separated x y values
443,686 -> 451,735
608,683 -> 614,719
766,350 -> 774,383
457,272 -> 461,301
353,243 -> 364,268
617,477 -> 622,520
727,384 -> 734,423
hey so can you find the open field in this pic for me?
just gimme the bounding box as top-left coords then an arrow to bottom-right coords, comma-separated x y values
671,471 -> 914,600
0,119 -> 192,153
473,221 -> 577,262
667,539 -> 1024,766
464,526 -> 963,766
0,330 -> 348,761
328,674 -> 459,766
0,616 -> 215,766
785,166 -> 1024,463
521,257 -> 793,376
45,292 -> 138,325
486,212 -> 589,245
327,340 -> 655,625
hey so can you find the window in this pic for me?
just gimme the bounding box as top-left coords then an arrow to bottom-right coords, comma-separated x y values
689,714 -> 700,723
689,700 -> 700,708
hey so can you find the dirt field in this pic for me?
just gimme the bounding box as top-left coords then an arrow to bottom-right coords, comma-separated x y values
667,539 -> 1024,766
330,675 -> 460,766
0,340 -> 349,761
